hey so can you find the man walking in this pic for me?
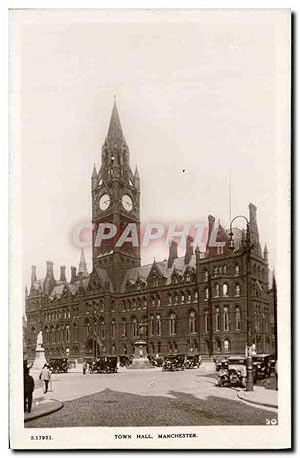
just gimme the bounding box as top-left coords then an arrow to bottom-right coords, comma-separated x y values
24,367 -> 34,413
82,361 -> 87,375
40,364 -> 51,394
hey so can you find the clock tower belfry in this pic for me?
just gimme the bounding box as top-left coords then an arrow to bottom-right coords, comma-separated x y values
91,100 -> 141,290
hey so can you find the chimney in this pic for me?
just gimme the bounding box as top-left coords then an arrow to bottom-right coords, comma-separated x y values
206,215 -> 216,253
46,261 -> 54,277
264,244 -> 269,263
31,265 -> 37,286
60,266 -> 66,282
167,240 -> 178,268
195,245 -> 201,263
184,235 -> 194,264
70,266 -> 77,283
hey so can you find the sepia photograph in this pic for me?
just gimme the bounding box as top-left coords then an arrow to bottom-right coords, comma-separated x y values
9,8 -> 291,449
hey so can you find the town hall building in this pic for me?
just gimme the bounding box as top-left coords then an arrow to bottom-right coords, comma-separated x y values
24,101 -> 277,364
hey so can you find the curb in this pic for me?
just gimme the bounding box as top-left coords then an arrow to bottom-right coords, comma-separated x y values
236,391 -> 278,410
24,399 -> 64,423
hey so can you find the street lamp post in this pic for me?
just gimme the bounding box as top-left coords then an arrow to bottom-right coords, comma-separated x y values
228,215 -> 254,392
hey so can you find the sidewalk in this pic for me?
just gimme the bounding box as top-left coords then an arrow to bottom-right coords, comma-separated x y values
24,396 -> 64,423
236,386 -> 278,409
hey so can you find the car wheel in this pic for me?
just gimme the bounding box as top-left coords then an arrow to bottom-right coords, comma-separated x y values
217,377 -> 223,387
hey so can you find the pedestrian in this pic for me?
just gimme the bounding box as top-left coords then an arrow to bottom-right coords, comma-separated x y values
39,364 -> 51,394
82,361 -> 87,375
24,366 -> 34,413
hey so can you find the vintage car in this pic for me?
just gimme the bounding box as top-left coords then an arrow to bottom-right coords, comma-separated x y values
215,357 -> 228,372
216,359 -> 231,387
184,354 -> 202,369
162,355 -> 185,372
89,356 -> 118,374
49,358 -> 69,373
252,354 -> 271,378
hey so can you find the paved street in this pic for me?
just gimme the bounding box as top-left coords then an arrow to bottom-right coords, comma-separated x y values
25,366 -> 277,427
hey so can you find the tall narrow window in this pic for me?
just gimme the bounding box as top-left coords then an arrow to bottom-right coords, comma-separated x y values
224,339 -> 230,353
215,307 -> 220,331
150,315 -> 154,336
215,284 -> 220,297
168,294 -> 172,306
100,320 -> 105,339
194,291 -> 198,302
189,311 -> 196,333
66,325 -> 70,342
205,311 -> 209,333
132,318 -> 138,338
204,270 -> 208,281
223,306 -> 229,331
156,314 -> 161,336
122,319 -> 127,337
169,313 -> 176,335
235,284 -> 241,296
181,292 -> 185,303
235,264 -> 240,275
111,319 -> 115,339
205,287 -> 209,300
236,307 -> 241,331
157,295 -> 161,307
222,283 -> 228,296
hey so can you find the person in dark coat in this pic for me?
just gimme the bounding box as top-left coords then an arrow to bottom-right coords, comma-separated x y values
24,367 -> 34,413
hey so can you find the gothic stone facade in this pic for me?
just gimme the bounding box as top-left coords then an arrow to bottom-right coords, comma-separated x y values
25,102 -> 276,363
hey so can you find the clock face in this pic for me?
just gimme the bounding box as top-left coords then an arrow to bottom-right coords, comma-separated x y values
99,194 -> 111,211
122,194 -> 133,212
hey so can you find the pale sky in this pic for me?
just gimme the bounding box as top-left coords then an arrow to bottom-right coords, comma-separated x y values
12,10 -> 286,286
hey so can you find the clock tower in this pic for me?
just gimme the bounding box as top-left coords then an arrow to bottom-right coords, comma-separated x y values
91,100 -> 141,290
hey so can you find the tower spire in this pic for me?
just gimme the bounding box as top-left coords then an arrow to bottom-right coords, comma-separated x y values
106,98 -> 124,146
78,248 -> 89,278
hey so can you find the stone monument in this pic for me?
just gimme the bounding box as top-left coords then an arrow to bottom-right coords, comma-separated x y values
128,322 -> 152,369
31,331 -> 47,372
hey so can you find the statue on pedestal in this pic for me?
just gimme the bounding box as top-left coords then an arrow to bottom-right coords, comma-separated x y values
31,331 -> 47,373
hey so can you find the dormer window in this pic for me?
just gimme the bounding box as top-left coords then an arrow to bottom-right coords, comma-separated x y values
152,275 -> 159,287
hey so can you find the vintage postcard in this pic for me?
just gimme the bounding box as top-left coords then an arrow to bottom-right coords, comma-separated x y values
9,9 -> 291,449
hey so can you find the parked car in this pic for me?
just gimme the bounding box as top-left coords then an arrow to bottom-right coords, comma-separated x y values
162,355 -> 185,371
216,360 -> 231,387
49,358 -> 69,374
89,356 -> 118,374
119,355 -> 131,367
215,357 -> 228,372
252,354 -> 271,378
185,354 -> 201,369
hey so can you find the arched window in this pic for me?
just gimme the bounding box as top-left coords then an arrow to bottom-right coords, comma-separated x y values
111,319 -> 116,339
235,284 -> 241,296
223,265 -> 227,274
204,270 -> 208,281
150,315 -> 154,336
181,292 -> 185,303
157,295 -> 161,307
169,313 -> 176,335
222,283 -> 228,296
143,297 -> 147,308
156,314 -> 161,336
122,300 -> 126,311
189,310 -> 196,333
112,344 -> 116,354
127,300 -> 131,311
236,307 -> 241,331
121,319 -> 127,337
223,306 -> 229,331
157,342 -> 161,354
224,339 -> 230,353
151,296 -> 155,306
205,311 -> 209,333
194,290 -> 198,302
132,298 -> 136,310
153,275 -> 159,287
215,284 -> 220,297
205,287 -> 209,300
186,273 -> 191,283
174,293 -> 178,304
173,341 -> 178,353
215,307 -> 220,331
214,266 -> 218,275
187,291 -> 192,303
137,297 -> 141,309
132,318 -> 138,338
168,294 -> 172,306
235,264 -> 240,275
